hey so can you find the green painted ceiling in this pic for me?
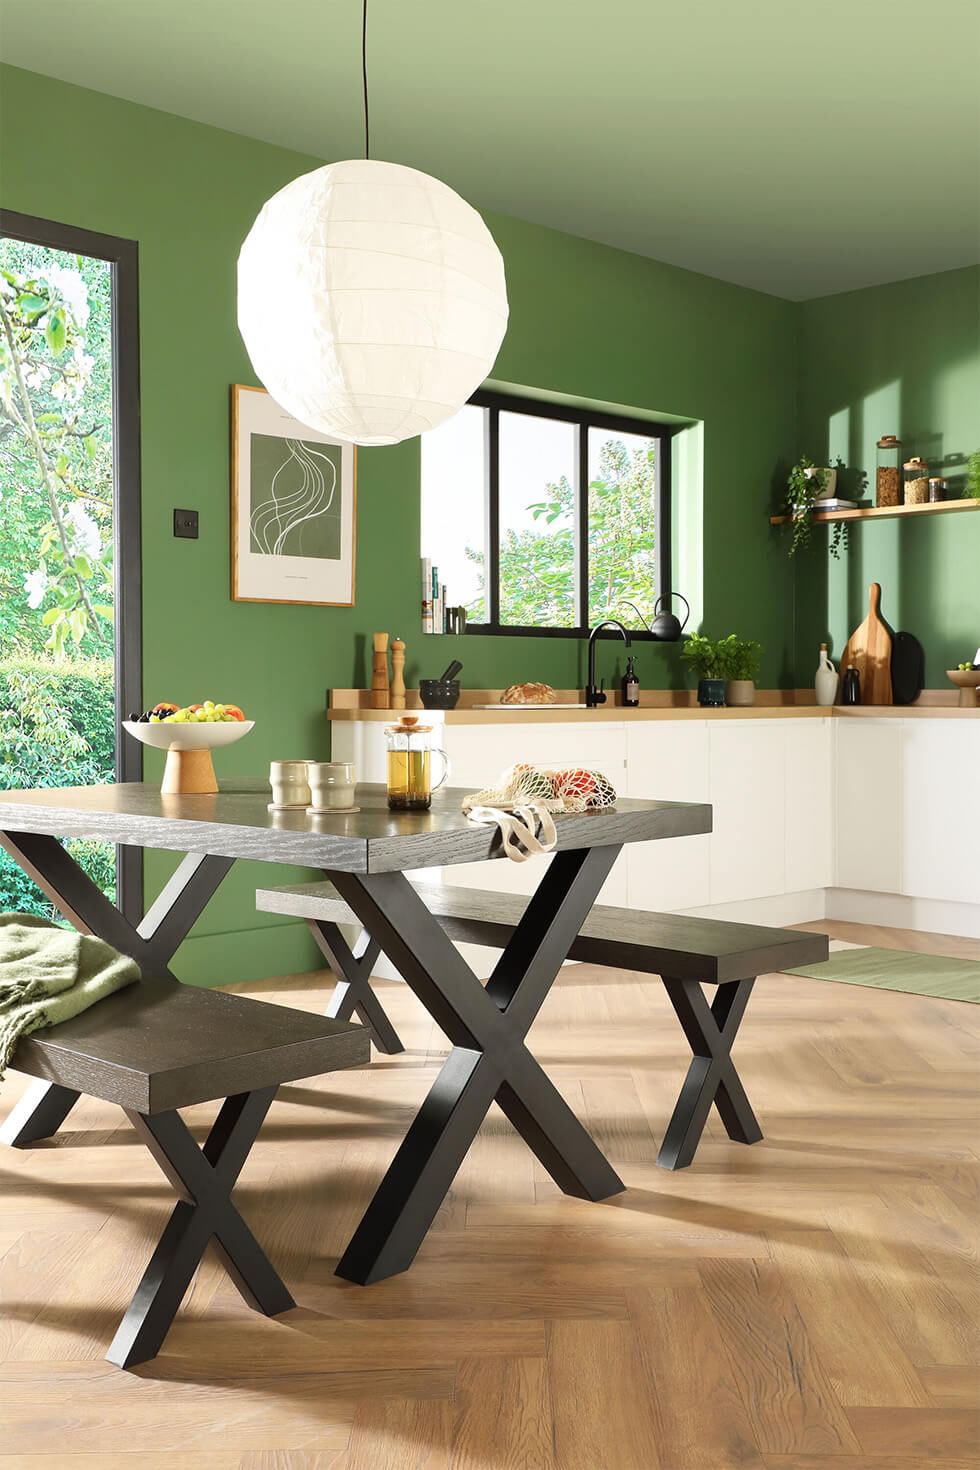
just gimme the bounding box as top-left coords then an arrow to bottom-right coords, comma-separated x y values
1,0 -> 977,300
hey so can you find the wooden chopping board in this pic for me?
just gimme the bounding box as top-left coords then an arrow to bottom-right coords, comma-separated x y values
838,582 -> 893,704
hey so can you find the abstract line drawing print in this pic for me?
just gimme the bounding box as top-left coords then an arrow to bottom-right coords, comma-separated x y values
248,434 -> 343,560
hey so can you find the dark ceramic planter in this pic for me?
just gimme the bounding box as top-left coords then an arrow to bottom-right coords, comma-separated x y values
697,677 -> 726,707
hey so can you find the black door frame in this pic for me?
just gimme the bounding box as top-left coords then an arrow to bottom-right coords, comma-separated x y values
0,209 -> 143,921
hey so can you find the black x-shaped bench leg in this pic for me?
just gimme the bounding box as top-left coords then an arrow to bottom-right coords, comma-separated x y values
0,832 -> 234,1148
657,976 -> 762,1170
329,847 -> 625,1285
107,1086 -> 294,1368
307,919 -> 403,1054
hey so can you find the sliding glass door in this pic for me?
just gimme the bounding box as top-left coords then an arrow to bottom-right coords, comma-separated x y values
0,211 -> 141,919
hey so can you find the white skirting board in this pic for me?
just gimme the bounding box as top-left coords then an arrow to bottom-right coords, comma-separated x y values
824,888 -> 980,941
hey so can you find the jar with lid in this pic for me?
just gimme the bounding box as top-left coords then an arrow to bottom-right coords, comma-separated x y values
929,477 -> 946,503
876,435 -> 902,507
903,456 -> 929,505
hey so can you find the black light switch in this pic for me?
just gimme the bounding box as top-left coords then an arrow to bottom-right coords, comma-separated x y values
173,508 -> 199,539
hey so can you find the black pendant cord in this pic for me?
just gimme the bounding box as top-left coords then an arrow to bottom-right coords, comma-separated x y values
361,0 -> 371,159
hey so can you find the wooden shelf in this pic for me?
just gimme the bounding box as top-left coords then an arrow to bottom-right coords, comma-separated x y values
770,497 -> 980,526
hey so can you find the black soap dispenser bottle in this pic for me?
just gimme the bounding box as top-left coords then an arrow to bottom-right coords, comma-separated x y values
621,656 -> 640,708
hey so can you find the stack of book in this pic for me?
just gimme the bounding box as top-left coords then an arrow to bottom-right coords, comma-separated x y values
421,558 -> 448,634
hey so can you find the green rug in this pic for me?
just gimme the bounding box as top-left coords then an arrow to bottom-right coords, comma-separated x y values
786,947 -> 980,1004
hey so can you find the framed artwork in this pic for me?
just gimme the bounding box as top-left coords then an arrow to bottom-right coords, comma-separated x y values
231,384 -> 356,605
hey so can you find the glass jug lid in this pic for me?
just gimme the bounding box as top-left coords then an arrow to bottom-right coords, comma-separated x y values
384,714 -> 435,745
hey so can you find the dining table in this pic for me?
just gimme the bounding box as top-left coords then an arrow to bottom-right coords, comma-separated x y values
0,779 -> 712,1283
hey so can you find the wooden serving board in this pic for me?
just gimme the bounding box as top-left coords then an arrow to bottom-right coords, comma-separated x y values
838,583 -> 892,704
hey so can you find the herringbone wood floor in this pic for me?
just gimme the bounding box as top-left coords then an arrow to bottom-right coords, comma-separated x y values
0,920 -> 977,1469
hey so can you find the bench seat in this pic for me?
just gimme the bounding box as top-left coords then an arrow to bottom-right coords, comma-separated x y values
257,877 -> 828,1173
5,978 -> 369,1368
256,878 -> 828,981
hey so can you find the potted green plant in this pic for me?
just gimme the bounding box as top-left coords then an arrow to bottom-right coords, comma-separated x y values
716,633 -> 762,706
681,632 -> 727,707
783,456 -> 848,558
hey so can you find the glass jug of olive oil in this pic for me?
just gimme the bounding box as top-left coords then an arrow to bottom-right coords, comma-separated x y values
384,715 -> 450,811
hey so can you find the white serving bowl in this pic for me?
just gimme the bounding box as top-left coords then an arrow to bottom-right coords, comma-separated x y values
123,719 -> 255,751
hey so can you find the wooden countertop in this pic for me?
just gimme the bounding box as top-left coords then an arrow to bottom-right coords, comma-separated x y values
328,689 -> 976,723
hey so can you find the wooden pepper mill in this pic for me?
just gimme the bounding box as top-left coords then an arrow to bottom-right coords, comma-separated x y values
371,632 -> 390,709
390,637 -> 406,709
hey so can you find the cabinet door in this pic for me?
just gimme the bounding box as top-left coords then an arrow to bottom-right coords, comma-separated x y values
445,721 -> 627,789
785,718 -> 833,891
901,719 -> 980,905
625,721 -> 710,911
835,719 -> 903,893
708,721 -> 787,904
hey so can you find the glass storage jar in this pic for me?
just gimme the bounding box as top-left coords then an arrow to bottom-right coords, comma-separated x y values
929,477 -> 946,503
876,435 -> 902,507
904,457 -> 929,505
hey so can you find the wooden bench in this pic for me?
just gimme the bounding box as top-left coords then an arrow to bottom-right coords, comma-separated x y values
3,977 -> 368,1367
257,879 -> 828,1170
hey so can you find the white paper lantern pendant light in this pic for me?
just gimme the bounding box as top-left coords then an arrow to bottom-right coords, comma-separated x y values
238,0 -> 509,447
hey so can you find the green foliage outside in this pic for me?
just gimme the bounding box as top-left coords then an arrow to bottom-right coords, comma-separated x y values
0,238 -> 116,917
0,657 -> 116,915
0,240 -> 114,656
464,438 -> 659,627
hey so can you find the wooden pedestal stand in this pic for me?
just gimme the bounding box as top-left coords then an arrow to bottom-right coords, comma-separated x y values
161,747 -> 219,796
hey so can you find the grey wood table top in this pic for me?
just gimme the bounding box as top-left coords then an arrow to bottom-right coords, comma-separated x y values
0,781 -> 712,873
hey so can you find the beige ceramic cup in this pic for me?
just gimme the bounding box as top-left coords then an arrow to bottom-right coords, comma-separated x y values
308,761 -> 356,811
269,760 -> 312,809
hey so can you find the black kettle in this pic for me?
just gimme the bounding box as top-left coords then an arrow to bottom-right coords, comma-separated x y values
649,593 -> 690,642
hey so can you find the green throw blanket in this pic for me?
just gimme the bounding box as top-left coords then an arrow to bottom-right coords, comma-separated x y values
0,912 -> 140,1077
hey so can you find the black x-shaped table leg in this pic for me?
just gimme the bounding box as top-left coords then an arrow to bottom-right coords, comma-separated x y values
329,845 -> 625,1285
657,976 -> 762,1170
108,1086 -> 294,1368
307,919 -> 402,1054
0,830 -> 233,1148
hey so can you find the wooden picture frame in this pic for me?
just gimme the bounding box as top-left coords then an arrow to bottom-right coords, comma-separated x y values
231,384 -> 357,606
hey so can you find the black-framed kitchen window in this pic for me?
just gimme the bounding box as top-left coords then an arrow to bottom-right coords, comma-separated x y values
420,389 -> 674,638
0,208 -> 143,919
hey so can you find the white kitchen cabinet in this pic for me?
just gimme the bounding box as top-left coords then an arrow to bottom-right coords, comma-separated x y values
708,721 -> 788,904
900,720 -> 980,906
334,707 -> 980,938
785,717 -> 833,892
835,719 -> 904,893
625,721 -> 711,911
444,720 -> 627,791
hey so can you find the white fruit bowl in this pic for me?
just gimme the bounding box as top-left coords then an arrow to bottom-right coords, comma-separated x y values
123,719 -> 254,751
123,720 -> 254,794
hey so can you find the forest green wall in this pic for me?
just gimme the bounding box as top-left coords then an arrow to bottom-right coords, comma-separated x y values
794,266 -> 980,683
0,64 -> 794,980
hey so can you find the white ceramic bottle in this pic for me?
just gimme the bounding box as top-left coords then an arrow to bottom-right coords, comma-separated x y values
814,642 -> 839,706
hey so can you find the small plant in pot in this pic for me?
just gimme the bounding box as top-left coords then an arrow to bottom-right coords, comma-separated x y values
681,632 -> 728,707
682,633 -> 763,707
716,633 -> 762,707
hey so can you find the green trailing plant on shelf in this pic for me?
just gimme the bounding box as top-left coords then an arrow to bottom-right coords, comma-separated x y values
783,455 -> 848,558
967,449 -> 980,499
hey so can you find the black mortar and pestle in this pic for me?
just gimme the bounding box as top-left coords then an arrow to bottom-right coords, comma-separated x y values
420,659 -> 462,710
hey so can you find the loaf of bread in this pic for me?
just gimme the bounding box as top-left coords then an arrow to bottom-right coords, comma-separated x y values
500,682 -> 557,705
